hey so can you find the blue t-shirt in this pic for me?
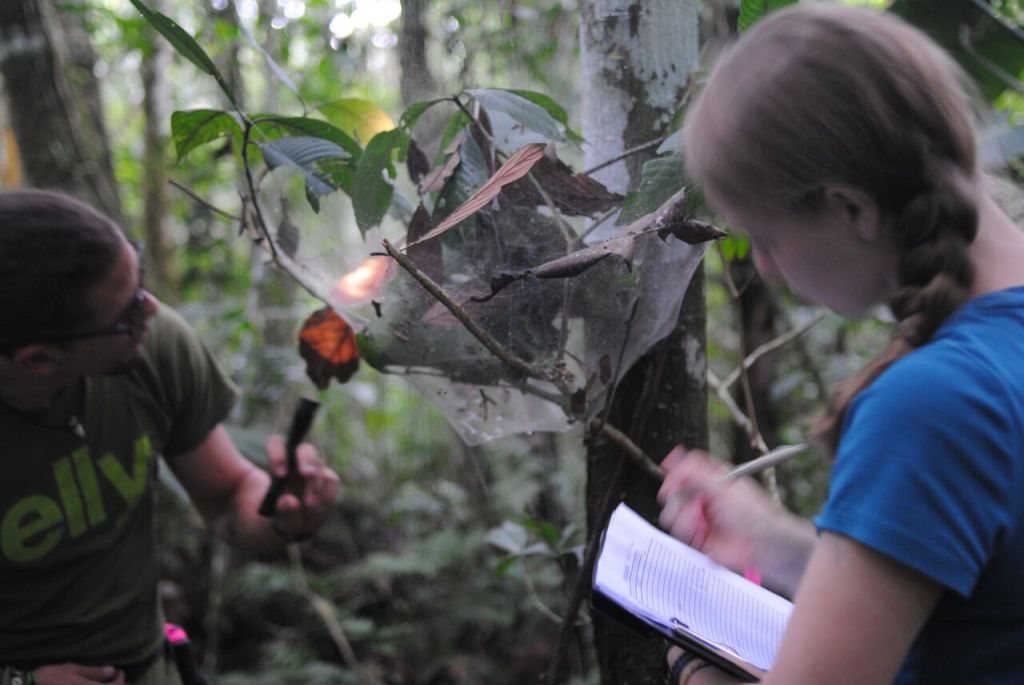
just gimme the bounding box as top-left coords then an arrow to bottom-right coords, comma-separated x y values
814,286 -> 1024,685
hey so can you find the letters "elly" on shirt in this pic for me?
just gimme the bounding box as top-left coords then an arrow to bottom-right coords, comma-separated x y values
1,436 -> 153,564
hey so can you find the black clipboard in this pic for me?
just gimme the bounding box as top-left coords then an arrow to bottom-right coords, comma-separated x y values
589,587 -> 761,682
589,507 -> 783,682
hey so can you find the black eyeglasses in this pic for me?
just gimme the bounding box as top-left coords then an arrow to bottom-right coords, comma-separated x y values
51,287 -> 149,343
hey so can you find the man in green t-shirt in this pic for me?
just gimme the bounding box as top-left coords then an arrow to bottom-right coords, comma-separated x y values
0,190 -> 340,685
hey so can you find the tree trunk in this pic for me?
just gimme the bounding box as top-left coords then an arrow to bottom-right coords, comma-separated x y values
0,0 -> 123,224
140,0 -> 175,299
399,0 -> 439,107
579,1 -> 703,683
399,0 -> 447,159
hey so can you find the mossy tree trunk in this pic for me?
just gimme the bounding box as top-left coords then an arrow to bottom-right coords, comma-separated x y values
579,1 -> 704,682
0,0 -> 123,224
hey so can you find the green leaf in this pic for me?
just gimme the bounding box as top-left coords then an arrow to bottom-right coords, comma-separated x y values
400,98 -> 450,133
493,555 -> 522,578
720,234 -> 751,261
352,128 -> 405,234
617,153 -> 687,225
509,89 -> 583,143
890,0 -> 1024,102
170,109 -> 242,162
465,88 -> 564,142
738,0 -> 799,33
127,0 -> 237,107
256,136 -> 351,212
253,116 -> 362,193
522,517 -> 561,549
485,521 -> 528,554
317,98 -> 396,146
435,111 -> 474,165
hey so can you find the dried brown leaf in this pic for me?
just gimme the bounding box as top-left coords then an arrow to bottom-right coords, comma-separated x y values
656,219 -> 727,244
504,155 -> 624,216
418,131 -> 467,195
407,142 -> 547,247
406,138 -> 430,186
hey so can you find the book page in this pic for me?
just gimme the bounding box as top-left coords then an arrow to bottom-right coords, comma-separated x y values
593,503 -> 793,672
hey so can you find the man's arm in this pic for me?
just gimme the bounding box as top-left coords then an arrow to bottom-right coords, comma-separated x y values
169,424 -> 339,553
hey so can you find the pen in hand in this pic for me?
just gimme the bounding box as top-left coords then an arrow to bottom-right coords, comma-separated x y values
720,443 -> 809,483
716,442 -> 809,586
258,397 -> 321,517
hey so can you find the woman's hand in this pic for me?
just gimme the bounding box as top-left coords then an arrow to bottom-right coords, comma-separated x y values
657,446 -> 814,597
33,664 -> 124,685
664,647 -> 742,685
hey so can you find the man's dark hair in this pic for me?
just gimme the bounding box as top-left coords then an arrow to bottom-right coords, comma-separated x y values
0,189 -> 125,355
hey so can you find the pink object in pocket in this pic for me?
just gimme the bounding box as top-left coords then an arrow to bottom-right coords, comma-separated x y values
164,623 -> 189,644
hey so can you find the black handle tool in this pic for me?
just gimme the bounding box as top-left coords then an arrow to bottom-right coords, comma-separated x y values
258,397 -> 320,517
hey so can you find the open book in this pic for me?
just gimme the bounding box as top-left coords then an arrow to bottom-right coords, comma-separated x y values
591,503 -> 793,681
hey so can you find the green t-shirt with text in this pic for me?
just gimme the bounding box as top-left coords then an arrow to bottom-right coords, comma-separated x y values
0,304 -> 238,667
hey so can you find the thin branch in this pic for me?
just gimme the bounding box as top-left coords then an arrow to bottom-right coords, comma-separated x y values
708,369 -> 769,454
262,242 -> 333,304
381,239 -> 565,391
241,121 -> 278,260
286,545 -> 383,685
582,136 -> 665,177
715,240 -> 742,299
719,311 -> 826,393
168,179 -> 241,222
959,24 -> 1024,97
735,294 -> 762,449
593,420 -> 664,481
171,169 -> 329,308
523,171 -> 578,365
574,204 -> 620,246
523,566 -> 577,625
708,368 -> 789,500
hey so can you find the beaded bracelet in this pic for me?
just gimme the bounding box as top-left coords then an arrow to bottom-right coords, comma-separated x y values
678,659 -> 713,685
666,651 -> 700,685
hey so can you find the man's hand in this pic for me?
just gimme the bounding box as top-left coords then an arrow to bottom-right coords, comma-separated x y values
33,664 -> 124,685
264,435 -> 339,540
171,425 -> 340,553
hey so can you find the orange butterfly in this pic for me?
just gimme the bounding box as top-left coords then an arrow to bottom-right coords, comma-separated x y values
298,307 -> 360,389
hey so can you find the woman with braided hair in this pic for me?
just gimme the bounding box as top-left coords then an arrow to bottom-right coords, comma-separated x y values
657,4 -> 1024,684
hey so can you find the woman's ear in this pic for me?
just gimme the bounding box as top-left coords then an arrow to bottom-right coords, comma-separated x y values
824,185 -> 882,242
